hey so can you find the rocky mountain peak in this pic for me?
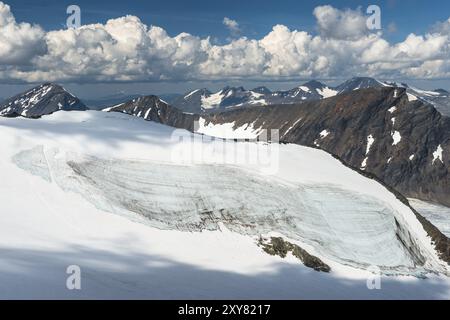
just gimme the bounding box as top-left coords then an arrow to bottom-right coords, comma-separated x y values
0,83 -> 87,118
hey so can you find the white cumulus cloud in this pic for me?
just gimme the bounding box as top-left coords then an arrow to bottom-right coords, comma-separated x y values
223,17 -> 240,35
0,2 -> 46,65
0,2 -> 449,83
313,5 -> 370,40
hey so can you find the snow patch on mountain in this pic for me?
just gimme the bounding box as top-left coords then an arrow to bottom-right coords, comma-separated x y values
433,145 -> 444,164
392,131 -> 402,146
317,87 -> 338,99
299,86 -> 311,93
361,157 -> 368,170
201,91 -> 225,109
366,134 -> 375,155
319,130 -> 330,139
283,118 -> 302,137
407,93 -> 418,102
185,89 -> 201,99
361,134 -> 374,169
196,117 -> 262,139
388,106 -> 397,113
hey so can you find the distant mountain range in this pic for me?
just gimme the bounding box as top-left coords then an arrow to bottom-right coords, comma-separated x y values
168,77 -> 449,114
170,80 -> 339,113
2,77 -> 447,118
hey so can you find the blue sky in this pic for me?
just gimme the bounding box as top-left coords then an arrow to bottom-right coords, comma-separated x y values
1,0 -> 450,98
7,0 -> 450,42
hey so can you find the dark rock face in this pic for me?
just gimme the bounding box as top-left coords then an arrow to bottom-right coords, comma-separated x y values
0,83 -> 87,118
106,95 -> 198,131
258,236 -> 331,272
198,87 -> 450,208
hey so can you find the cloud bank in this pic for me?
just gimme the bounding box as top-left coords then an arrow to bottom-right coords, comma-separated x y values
0,2 -> 449,83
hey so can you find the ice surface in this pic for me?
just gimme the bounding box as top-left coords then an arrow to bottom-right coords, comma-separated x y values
12,146 -> 52,182
410,199 -> 450,237
12,146 -> 439,274
1,111 -> 450,298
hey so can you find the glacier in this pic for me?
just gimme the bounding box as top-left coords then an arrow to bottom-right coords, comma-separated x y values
12,146 -> 438,274
0,110 -> 450,298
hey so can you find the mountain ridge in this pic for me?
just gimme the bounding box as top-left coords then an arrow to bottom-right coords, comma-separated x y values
170,77 -> 450,114
0,83 -> 87,118
3,77 -> 447,117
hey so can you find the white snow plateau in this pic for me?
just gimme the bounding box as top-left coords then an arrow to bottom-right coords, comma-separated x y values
0,111 -> 450,299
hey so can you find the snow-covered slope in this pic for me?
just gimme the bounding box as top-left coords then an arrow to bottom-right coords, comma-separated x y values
410,199 -> 450,237
0,83 -> 87,118
0,111 -> 449,298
